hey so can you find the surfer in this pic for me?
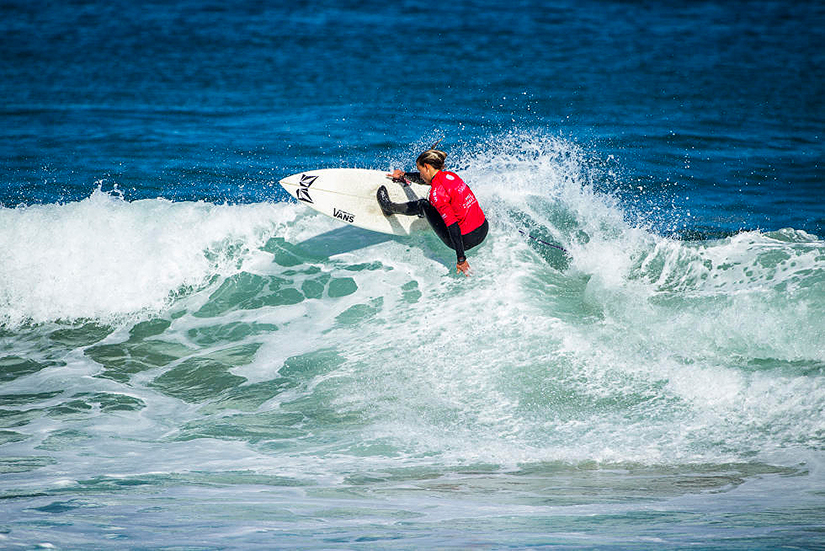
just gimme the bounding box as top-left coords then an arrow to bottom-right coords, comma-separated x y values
378,148 -> 488,276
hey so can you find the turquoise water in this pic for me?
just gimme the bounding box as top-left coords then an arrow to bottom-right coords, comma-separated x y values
2,135 -> 823,548
2,0 -> 824,548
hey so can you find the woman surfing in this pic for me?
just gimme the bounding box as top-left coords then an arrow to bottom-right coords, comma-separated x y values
379,147 -> 489,276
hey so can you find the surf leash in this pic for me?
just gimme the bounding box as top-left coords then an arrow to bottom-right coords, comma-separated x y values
518,230 -> 569,254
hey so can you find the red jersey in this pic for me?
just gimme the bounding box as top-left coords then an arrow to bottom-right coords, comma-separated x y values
428,171 -> 486,235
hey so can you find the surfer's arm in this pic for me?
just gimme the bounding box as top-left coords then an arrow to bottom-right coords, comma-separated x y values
402,172 -> 426,185
387,170 -> 426,185
447,222 -> 466,263
438,199 -> 470,275
429,184 -> 463,260
450,226 -> 470,276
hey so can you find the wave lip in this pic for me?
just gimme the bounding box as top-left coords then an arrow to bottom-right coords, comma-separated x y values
0,189 -> 290,328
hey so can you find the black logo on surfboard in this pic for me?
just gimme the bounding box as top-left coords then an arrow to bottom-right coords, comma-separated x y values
296,174 -> 317,203
333,208 -> 355,223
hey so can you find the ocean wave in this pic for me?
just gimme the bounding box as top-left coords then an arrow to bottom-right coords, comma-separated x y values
0,188 -> 293,328
1,133 -> 823,470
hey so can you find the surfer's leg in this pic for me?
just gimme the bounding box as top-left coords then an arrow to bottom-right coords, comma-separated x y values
422,204 -> 488,253
377,186 -> 426,217
407,199 -> 489,253
461,219 -> 489,251
420,201 -> 454,248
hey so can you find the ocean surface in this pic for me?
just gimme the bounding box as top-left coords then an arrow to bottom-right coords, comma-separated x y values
1,0 -> 824,548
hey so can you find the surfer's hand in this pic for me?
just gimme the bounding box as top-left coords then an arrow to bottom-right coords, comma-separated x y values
387,169 -> 406,182
456,260 -> 471,277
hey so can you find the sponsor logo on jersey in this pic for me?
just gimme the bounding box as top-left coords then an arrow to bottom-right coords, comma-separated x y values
296,174 -> 317,203
333,207 -> 355,223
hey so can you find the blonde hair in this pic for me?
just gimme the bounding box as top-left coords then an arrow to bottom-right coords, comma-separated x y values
416,148 -> 447,170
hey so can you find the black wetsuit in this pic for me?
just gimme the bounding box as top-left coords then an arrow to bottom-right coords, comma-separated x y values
398,172 -> 488,263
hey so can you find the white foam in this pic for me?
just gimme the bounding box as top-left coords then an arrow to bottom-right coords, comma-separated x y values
0,189 -> 294,327
3,132 -> 823,473
340,131 -> 825,466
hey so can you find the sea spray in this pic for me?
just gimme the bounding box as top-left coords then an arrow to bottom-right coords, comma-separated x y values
0,189 -> 293,327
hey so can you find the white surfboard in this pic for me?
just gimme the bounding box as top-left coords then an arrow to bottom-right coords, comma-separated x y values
279,168 -> 431,236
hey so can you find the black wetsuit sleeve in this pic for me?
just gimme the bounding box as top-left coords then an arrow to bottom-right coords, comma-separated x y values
403,172 -> 426,185
447,222 -> 466,263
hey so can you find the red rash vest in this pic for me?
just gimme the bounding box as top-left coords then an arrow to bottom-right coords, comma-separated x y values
428,171 -> 486,234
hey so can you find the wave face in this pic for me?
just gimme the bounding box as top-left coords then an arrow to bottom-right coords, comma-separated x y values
1,134 -> 823,547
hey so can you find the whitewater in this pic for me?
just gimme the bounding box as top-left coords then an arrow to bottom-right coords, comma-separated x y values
1,135 -> 823,548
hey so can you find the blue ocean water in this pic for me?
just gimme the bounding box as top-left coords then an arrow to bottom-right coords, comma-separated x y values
1,0 -> 824,548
